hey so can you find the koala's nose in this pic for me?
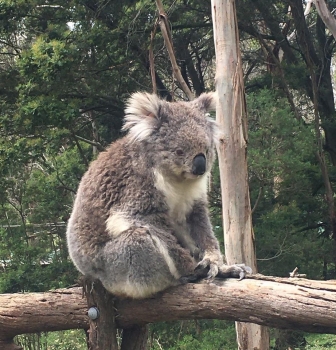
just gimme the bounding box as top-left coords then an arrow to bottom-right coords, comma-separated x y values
192,153 -> 206,176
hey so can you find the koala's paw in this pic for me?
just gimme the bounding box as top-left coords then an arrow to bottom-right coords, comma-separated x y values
195,250 -> 224,281
217,264 -> 253,280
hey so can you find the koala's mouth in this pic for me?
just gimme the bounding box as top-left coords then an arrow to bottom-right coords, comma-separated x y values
181,171 -> 205,180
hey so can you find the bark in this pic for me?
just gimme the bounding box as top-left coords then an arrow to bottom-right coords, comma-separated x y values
211,0 -> 269,348
83,278 -> 118,350
0,287 -> 87,350
116,275 -> 336,332
1,276 -> 336,350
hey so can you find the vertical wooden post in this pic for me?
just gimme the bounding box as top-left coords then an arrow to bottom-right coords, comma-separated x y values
120,325 -> 148,350
211,0 -> 270,349
84,278 -> 119,350
84,278 -> 148,350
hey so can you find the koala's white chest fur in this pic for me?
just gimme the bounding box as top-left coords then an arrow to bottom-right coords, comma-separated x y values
153,170 -> 207,252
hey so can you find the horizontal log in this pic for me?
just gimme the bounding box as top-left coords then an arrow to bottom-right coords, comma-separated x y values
116,275 -> 336,333
0,275 -> 336,343
0,288 -> 88,338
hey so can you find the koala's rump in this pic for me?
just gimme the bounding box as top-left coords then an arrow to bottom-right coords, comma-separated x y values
94,225 -> 195,298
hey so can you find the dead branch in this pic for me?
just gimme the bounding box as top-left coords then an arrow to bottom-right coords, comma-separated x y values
155,0 -> 194,100
149,21 -> 158,95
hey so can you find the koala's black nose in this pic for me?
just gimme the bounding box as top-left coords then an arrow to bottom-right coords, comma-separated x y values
192,153 -> 206,176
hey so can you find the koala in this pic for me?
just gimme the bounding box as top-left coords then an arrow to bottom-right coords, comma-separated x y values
66,92 -> 251,299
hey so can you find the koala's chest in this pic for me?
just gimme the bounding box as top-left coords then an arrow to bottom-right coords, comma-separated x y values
153,171 -> 207,254
153,171 -> 207,222
166,191 -> 196,223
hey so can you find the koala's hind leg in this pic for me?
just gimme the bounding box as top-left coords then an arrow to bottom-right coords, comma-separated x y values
99,226 -> 195,299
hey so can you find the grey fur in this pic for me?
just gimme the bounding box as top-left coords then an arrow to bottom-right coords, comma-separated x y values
66,92 -> 250,299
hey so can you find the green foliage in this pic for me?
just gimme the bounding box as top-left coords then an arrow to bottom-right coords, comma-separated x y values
0,144 -> 85,292
304,334 -> 336,349
15,330 -> 87,350
246,90 -> 333,278
149,320 -> 237,350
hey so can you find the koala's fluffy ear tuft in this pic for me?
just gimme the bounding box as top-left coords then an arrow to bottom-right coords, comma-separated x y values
123,92 -> 161,142
192,92 -> 217,112
194,92 -> 221,146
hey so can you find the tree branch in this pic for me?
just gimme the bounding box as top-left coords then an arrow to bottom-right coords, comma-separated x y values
251,186 -> 263,214
250,0 -> 298,63
288,0 -> 320,66
1,275 -> 336,349
74,135 -> 106,152
155,0 -> 195,100
313,0 -> 336,40
149,20 -> 159,95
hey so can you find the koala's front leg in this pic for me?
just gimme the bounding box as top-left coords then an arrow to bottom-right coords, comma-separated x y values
188,200 -> 252,281
188,200 -> 224,279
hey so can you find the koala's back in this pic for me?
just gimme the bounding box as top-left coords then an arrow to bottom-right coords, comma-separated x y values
67,137 -> 156,264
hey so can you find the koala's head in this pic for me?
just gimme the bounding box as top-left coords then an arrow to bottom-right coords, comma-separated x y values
123,92 -> 219,181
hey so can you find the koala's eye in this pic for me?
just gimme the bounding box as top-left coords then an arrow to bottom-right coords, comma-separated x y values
175,149 -> 184,156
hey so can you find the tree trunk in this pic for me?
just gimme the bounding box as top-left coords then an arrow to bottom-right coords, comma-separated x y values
211,0 -> 270,349
1,276 -> 336,348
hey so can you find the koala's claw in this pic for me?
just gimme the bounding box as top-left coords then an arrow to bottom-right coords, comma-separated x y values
218,263 -> 252,280
182,263 -> 252,285
195,258 -> 219,280
196,258 -> 210,270
206,263 -> 219,281
195,255 -> 222,281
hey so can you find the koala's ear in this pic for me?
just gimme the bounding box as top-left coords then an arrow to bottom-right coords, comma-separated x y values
192,92 -> 217,112
194,92 -> 222,145
122,92 -> 161,142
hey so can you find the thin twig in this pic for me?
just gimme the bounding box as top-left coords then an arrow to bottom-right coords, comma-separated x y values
251,186 -> 263,214
149,19 -> 159,94
74,134 -> 106,152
